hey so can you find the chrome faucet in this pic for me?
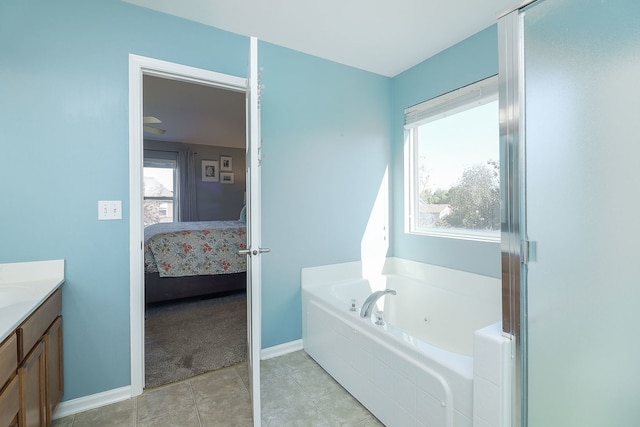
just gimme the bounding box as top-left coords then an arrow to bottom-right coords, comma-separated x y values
360,289 -> 396,318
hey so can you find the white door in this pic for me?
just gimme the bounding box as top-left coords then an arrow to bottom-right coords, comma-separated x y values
244,36 -> 265,427
129,39 -> 264,425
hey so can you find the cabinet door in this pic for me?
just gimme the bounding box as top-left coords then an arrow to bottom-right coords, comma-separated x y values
0,375 -> 19,427
0,333 -> 17,390
19,340 -> 46,427
45,316 -> 63,425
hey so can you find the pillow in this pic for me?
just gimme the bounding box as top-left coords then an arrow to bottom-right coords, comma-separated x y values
239,205 -> 247,223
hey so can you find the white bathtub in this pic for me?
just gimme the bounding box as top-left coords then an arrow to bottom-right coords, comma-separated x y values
301,258 -> 502,427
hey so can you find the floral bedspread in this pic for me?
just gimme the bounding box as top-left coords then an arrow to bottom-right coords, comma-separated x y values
144,221 -> 247,277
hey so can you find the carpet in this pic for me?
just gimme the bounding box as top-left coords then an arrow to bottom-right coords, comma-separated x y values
145,291 -> 247,389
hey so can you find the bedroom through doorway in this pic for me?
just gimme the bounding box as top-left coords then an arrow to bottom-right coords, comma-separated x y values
141,74 -> 249,389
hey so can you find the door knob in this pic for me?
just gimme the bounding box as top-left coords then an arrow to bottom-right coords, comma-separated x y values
252,248 -> 271,256
239,248 -> 271,256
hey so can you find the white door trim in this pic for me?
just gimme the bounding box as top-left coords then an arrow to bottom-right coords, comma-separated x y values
128,54 -> 247,396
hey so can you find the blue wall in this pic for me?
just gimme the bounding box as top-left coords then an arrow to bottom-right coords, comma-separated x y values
390,26 -> 502,278
0,0 -> 391,399
259,42 -> 391,347
0,0 -> 249,401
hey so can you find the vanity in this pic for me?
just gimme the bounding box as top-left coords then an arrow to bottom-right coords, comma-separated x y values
0,260 -> 64,427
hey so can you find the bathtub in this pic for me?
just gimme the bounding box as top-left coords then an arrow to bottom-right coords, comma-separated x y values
301,258 -> 502,427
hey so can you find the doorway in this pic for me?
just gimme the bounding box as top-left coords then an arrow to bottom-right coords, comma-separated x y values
128,55 -> 253,396
141,74 -> 248,388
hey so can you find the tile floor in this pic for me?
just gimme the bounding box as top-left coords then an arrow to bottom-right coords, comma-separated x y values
52,350 -> 384,427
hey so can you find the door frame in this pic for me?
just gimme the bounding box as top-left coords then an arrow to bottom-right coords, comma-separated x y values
498,3 -> 536,426
128,54 -> 249,396
246,37 -> 263,424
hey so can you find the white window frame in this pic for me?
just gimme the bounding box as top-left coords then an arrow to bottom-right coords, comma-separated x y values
404,75 -> 500,242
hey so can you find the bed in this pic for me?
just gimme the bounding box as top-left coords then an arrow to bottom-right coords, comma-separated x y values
144,220 -> 247,304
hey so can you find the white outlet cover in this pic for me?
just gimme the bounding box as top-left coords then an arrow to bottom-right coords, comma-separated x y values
98,200 -> 122,220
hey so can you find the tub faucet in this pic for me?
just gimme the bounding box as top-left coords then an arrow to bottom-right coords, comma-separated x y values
360,289 -> 396,318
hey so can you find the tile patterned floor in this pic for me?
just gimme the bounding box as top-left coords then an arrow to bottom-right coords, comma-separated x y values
52,350 -> 384,427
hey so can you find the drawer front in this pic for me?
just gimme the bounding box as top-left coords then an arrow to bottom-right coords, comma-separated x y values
0,374 -> 19,427
19,289 -> 62,360
0,332 -> 17,387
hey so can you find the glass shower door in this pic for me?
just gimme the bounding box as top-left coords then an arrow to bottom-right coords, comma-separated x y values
523,0 -> 640,425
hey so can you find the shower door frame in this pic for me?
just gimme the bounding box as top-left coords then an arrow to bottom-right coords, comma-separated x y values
498,3 -> 536,427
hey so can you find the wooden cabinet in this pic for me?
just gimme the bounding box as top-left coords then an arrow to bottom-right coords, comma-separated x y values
18,289 -> 63,427
0,333 -> 19,427
0,376 -> 19,427
0,289 -> 63,427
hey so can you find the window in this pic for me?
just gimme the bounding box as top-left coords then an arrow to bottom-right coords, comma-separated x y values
404,76 -> 500,241
144,157 -> 177,227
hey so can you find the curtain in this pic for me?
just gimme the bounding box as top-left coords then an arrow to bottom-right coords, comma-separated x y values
177,150 -> 197,221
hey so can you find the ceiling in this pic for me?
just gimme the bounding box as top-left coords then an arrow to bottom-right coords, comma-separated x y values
136,0 -> 523,147
143,75 -> 246,148
126,0 -> 522,77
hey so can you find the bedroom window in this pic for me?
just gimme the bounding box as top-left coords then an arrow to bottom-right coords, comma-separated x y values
144,158 -> 177,226
404,76 -> 500,241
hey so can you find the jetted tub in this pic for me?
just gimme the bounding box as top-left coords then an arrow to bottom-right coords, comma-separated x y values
301,258 -> 502,427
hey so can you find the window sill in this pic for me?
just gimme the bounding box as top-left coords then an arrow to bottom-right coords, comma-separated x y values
406,228 -> 500,243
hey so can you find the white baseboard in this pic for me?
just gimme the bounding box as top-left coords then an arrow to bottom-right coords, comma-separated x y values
261,339 -> 303,360
53,340 -> 303,419
53,386 -> 132,419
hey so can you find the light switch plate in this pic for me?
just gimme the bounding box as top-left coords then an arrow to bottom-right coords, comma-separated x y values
98,200 -> 122,220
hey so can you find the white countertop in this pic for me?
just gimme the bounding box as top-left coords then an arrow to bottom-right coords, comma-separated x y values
0,260 -> 65,343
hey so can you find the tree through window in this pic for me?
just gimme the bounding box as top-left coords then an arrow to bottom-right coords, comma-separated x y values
404,76 -> 500,241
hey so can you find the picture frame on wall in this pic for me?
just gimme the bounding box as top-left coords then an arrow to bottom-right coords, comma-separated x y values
220,155 -> 233,171
202,160 -> 219,182
220,172 -> 234,184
